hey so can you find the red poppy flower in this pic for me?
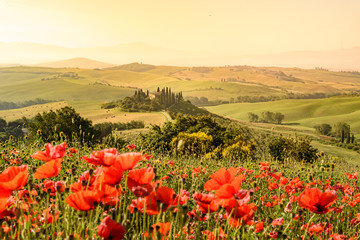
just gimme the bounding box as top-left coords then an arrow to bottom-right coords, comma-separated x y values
0,196 -> 15,216
126,144 -> 135,150
173,189 -> 190,206
330,233 -> 348,240
68,148 -> 77,154
81,148 -> 118,166
193,192 -> 218,214
308,223 -> 324,234
42,180 -> 66,195
94,165 -> 124,187
34,159 -> 62,179
346,172 -> 358,180
213,177 -> 247,208
127,168 -> 154,197
144,154 -> 153,160
269,231 -> 278,238
31,142 -> 67,161
130,187 -> 175,215
298,188 -> 337,214
97,216 -> 126,240
114,152 -> 142,171
271,218 -> 284,227
0,165 -> 28,191
202,227 -> 227,240
226,202 -> 257,227
204,167 -> 238,192
259,162 -> 269,171
66,190 -> 103,211
144,222 -> 171,239
255,221 -> 264,233
39,207 -> 60,224
99,184 -> 122,206
268,182 -> 279,191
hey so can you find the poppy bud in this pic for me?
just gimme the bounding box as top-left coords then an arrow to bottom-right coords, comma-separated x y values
298,210 -> 303,216
56,185 -> 62,193
284,202 -> 292,213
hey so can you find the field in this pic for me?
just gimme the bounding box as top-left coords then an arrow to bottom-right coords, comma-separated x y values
1,64 -> 360,239
1,64 -> 360,104
206,96 -> 360,132
0,140 -> 359,239
0,101 -> 167,126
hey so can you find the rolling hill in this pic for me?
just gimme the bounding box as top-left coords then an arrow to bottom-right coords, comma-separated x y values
1,63 -> 360,104
1,42 -> 359,70
206,96 -> 360,132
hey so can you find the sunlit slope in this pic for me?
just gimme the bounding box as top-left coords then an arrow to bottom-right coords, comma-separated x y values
170,66 -> 360,93
206,96 -> 360,131
0,67 -> 136,102
2,64 -> 360,103
0,101 -> 167,126
0,102 -> 68,121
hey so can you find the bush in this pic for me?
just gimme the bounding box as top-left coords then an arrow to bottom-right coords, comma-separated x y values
27,106 -> 96,145
170,131 -> 213,156
222,135 -> 256,162
268,135 -> 318,163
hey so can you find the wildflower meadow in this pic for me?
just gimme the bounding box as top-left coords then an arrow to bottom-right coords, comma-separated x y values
0,139 -> 359,240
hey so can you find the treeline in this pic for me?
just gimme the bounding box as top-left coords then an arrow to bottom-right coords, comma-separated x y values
102,87 -> 184,112
187,93 -> 345,107
0,117 -> 28,141
248,111 -> 285,124
185,96 -> 229,106
0,98 -> 55,110
231,92 -> 342,104
314,122 -> 355,144
1,107 -> 144,147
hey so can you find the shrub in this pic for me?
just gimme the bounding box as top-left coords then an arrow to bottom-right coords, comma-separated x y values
268,135 -> 318,163
170,131 -> 213,156
27,106 -> 96,144
222,135 -> 256,162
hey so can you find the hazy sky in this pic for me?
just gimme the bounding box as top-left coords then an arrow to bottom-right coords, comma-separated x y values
0,0 -> 359,54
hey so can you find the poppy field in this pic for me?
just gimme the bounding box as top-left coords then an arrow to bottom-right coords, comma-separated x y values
0,140 -> 359,239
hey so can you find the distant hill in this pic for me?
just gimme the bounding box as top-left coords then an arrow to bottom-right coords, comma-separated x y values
107,62 -> 156,72
0,41 -> 359,70
36,57 -> 116,69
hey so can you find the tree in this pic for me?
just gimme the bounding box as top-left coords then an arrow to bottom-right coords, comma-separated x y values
314,123 -> 332,135
27,106 -> 96,144
0,118 -> 6,132
261,111 -> 275,123
247,112 -> 259,123
274,112 -> 285,124
333,122 -> 350,143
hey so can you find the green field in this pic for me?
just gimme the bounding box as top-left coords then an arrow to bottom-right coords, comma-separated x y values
2,64 -> 360,104
0,101 -> 167,126
206,96 -> 360,132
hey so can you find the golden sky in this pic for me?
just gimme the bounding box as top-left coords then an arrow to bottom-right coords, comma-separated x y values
0,0 -> 359,54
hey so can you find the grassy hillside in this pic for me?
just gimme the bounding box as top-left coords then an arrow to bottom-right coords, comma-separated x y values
2,64 -> 360,131
206,95 -> 360,132
2,64 -> 360,104
0,101 -> 167,126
